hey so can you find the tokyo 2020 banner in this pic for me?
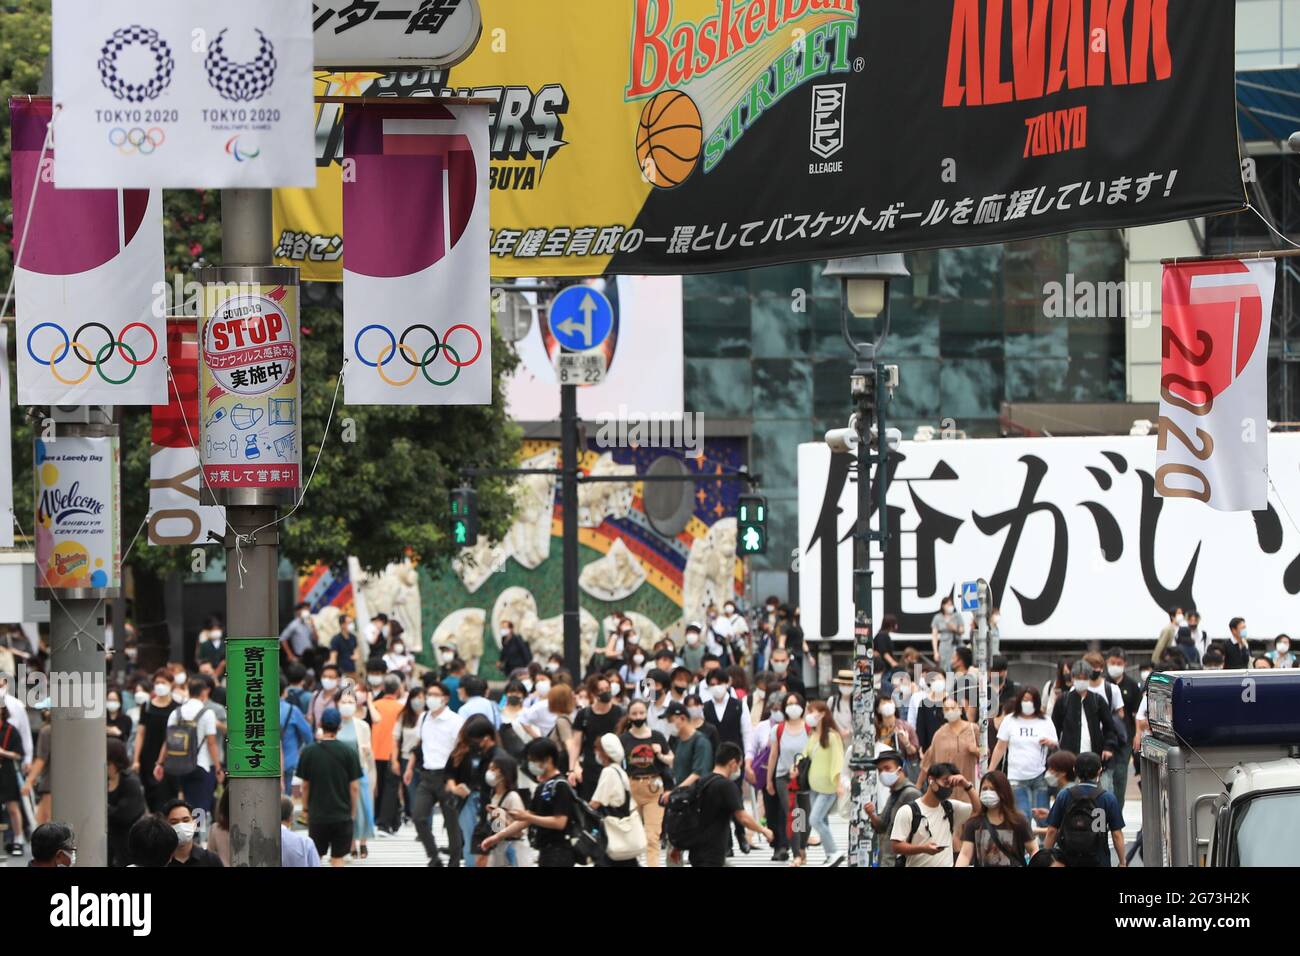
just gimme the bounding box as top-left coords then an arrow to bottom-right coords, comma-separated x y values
274,0 -> 1244,278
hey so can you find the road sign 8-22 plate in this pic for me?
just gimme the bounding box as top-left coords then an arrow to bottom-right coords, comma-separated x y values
556,350 -> 607,385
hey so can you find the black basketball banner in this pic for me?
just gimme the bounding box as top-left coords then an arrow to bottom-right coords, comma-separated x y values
273,0 -> 1246,278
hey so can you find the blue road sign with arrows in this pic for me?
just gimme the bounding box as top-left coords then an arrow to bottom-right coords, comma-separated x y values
548,286 -> 613,352
960,581 -> 979,612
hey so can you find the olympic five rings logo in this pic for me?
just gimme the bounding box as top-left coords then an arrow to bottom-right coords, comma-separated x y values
109,126 -> 165,155
353,324 -> 484,387
26,322 -> 159,386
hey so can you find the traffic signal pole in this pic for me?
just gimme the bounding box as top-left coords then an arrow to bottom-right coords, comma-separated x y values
560,382 -> 582,676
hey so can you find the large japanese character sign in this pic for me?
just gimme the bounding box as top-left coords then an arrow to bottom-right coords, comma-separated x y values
199,284 -> 302,490
1158,259 -> 1274,512
342,101 -> 491,405
798,436 -> 1300,645
312,0 -> 483,68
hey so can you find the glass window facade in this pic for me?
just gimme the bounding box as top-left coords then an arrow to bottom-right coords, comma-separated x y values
682,233 -> 1128,569
1236,0 -> 1300,67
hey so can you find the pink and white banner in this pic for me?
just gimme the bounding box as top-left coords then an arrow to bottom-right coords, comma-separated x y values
342,102 -> 491,405
11,98 -> 164,405
1158,259 -> 1275,512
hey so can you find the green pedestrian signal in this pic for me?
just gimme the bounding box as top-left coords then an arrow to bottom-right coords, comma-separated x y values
450,486 -> 478,547
737,494 -> 767,555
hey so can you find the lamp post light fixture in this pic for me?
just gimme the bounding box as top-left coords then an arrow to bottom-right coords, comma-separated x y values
821,253 -> 908,868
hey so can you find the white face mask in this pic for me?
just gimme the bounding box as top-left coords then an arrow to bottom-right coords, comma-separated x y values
528,761 -> 546,778
686,633 -> 699,645
427,696 -> 446,712
943,709 -> 961,723
772,660 -> 788,674
979,790 -> 1000,808
1139,671 -> 1153,684
806,713 -> 820,728
1279,643 -> 1292,655
1020,700 -> 1035,715
410,698 -> 425,712
173,673 -> 186,685
1045,771 -> 1061,788
545,662 -> 559,673
785,704 -> 803,720
172,822 -> 196,845
523,679 -> 533,692
367,675 -> 382,687
1073,679 -> 1090,693
710,685 -> 728,702
930,679 -> 946,695
171,691 -> 185,704
879,702 -> 896,718
106,700 -> 121,713
134,690 -> 149,707
534,681 -> 551,697
339,703 -> 357,718
1107,664 -> 1125,679
442,651 -> 455,663
609,683 -> 622,697
392,645 -> 404,655
724,606 -> 736,615
879,770 -> 900,787
211,630 -> 222,641
321,678 -> 338,691
300,610 -> 311,622
154,683 -> 171,698
484,770 -> 500,787
1174,614 -> 1186,626
729,767 -> 742,781
627,634 -> 640,645
632,654 -> 645,665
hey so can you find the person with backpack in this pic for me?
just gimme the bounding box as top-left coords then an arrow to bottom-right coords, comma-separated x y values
864,750 -> 919,868
481,737 -> 576,867
279,677 -> 314,800
1051,660 -> 1119,785
1044,751 -> 1126,867
284,663 -> 312,715
660,701 -> 713,866
889,762 -> 974,867
955,770 -> 1037,867
665,741 -> 772,867
155,678 -> 221,815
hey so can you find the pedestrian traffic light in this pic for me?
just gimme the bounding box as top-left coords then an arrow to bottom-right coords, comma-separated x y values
450,486 -> 478,547
737,494 -> 767,555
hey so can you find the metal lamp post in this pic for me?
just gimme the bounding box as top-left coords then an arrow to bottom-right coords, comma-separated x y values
822,254 -> 909,868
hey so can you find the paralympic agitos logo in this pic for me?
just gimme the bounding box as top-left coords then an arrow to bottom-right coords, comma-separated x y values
626,0 -> 859,184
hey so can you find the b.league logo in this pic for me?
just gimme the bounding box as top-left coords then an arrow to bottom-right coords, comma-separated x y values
205,28 -> 278,103
97,25 -> 174,103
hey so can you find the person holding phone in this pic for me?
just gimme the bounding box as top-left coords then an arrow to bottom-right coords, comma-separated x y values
889,763 -> 974,868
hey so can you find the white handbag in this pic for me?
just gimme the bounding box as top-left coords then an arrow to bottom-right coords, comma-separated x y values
602,770 -> 647,861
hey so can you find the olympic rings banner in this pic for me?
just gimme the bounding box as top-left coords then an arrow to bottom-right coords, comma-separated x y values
51,0 -> 314,188
342,102 -> 492,406
10,98 -> 165,406
200,283 -> 303,489
35,435 -> 121,592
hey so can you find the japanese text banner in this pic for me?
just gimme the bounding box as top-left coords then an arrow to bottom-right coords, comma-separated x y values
11,98 -> 165,405
799,435 -> 1300,644
1158,259 -> 1275,512
274,0 -> 1244,278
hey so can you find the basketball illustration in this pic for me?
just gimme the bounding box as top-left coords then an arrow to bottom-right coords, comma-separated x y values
636,90 -> 702,189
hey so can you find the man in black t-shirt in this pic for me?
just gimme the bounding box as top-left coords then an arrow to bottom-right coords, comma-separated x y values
570,674 -> 625,800
689,742 -> 772,867
483,737 -> 576,867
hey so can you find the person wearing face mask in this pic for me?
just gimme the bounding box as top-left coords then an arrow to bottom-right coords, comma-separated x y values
767,692 -> 812,866
989,686 -> 1058,818
442,657 -> 467,710
1103,648 -> 1141,802
681,622 -> 706,672
799,700 -> 845,865
865,750 -> 920,868
768,647 -> 805,698
1051,660 -> 1118,778
1040,750 -> 1078,832
297,707 -> 363,867
410,682 -> 465,866
447,716 -> 503,866
569,674 -> 626,800
586,733 -> 641,867
278,676 -> 314,801
394,687 -> 426,825
156,678 -> 222,815
919,696 -> 979,808
620,698 -> 673,867
28,822 -> 76,868
480,754 -> 529,867
104,686 -> 133,744
1221,617 -> 1253,669
369,674 -> 406,834
930,596 -> 965,673
365,613 -> 389,657
308,664 -> 344,730
328,614 -> 359,678
702,670 -> 754,856
496,679 -> 530,761
498,619 -> 532,676
133,668 -> 179,811
618,645 -> 648,691
163,798 -> 222,867
713,600 -> 750,666
334,689 -> 376,859
910,672 -> 949,753
1082,652 -> 1127,793
1151,606 -> 1185,664
955,771 -> 1037,867
383,626 -> 414,678
196,616 -> 227,681
105,739 -> 146,866
890,762 -> 974,867
483,737 -> 575,867
1044,751 -> 1126,867
457,675 -> 500,729
1266,634 -> 1296,668
279,602 -> 320,670
684,742 -> 774,867
874,696 -> 920,782
1041,656 -> 1075,717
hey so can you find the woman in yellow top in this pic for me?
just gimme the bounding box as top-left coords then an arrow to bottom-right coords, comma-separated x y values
802,700 -> 846,867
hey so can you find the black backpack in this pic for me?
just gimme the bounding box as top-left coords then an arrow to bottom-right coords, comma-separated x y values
545,778 -> 605,864
896,798 -> 954,868
663,774 -> 716,850
1058,785 -> 1107,866
163,703 -> 211,777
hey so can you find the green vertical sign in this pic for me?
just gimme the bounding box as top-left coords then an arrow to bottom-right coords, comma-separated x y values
226,639 -> 281,778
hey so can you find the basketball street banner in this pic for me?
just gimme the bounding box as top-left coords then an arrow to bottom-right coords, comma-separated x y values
51,0 -> 314,188
10,98 -> 166,406
274,0 -> 1244,278
1157,259 -> 1275,512
343,102 -> 492,406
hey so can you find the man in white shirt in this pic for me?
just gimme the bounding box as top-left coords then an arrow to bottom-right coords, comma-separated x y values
711,600 -> 750,664
411,682 -> 465,866
156,678 -> 222,813
0,675 -> 33,773
890,763 -> 974,868
280,797 -> 321,867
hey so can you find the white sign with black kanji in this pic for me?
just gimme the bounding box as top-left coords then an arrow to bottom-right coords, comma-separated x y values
52,0 -> 314,188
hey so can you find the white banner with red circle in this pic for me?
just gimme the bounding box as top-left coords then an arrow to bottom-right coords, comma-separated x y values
342,102 -> 491,405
